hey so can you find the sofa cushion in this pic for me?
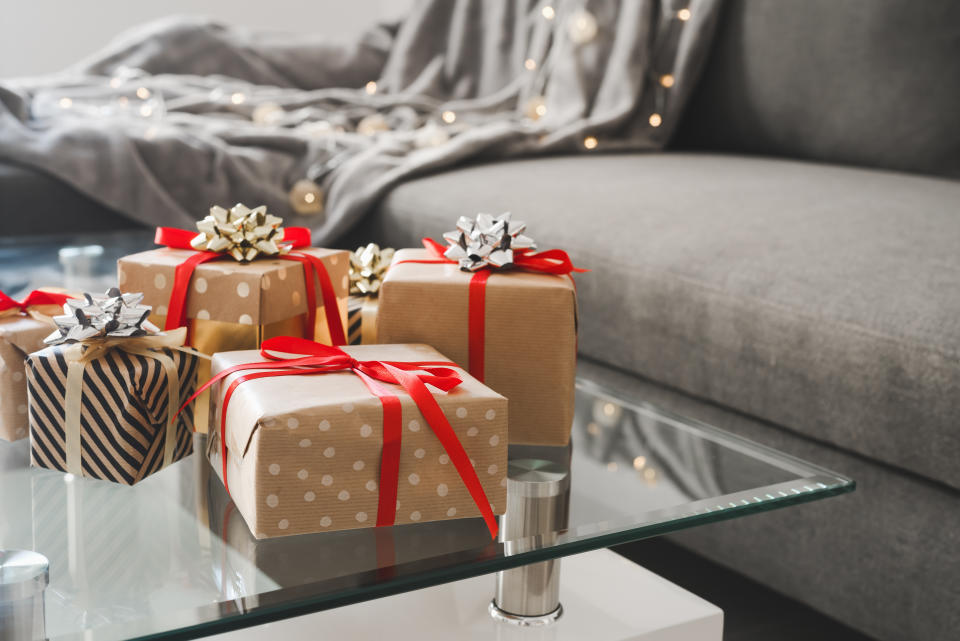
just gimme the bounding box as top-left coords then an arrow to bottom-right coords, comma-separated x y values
363,153 -> 960,490
675,0 -> 960,179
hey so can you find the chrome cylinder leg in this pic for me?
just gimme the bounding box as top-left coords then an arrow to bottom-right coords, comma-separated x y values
491,459 -> 570,626
0,550 -> 49,641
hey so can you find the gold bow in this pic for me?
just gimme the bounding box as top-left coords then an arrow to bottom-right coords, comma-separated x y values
191,204 -> 288,262
62,328 -> 206,476
349,243 -> 395,295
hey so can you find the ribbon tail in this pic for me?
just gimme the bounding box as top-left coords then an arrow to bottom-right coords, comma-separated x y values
64,347 -> 85,476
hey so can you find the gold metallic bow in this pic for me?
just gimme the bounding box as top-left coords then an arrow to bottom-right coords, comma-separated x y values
349,243 -> 395,296
191,204 -> 288,262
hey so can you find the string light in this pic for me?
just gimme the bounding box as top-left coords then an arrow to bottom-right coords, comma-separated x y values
357,113 -> 390,136
677,8 -> 692,21
58,97 -> 72,109
567,9 -> 599,44
524,96 -> 546,120
541,5 -> 555,20
441,110 -> 456,124
117,96 -> 129,107
648,113 -> 662,127
587,422 -> 600,435
109,77 -> 122,89
643,468 -> 657,482
660,74 -> 675,88
230,92 -> 245,105
252,102 -> 284,125
139,104 -> 153,117
583,136 -> 598,150
135,87 -> 151,99
289,179 -> 324,215
633,456 -> 646,470
365,81 -> 377,95
524,58 -> 537,71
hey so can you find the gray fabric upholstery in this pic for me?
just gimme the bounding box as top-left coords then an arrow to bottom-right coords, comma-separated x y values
363,152 -> 960,490
675,0 -> 960,179
577,357 -> 960,641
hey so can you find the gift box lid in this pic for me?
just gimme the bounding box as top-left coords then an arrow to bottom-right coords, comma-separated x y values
211,343 -> 506,459
118,247 -> 349,326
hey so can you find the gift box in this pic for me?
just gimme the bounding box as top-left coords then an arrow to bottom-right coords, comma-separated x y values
25,291 -> 199,484
0,290 -> 76,442
346,243 -> 394,345
378,240 -> 579,446
117,207 -> 350,432
206,340 -> 507,539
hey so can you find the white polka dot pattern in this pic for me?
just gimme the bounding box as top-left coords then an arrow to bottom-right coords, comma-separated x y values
467,427 -> 479,437
319,419 -> 331,431
338,490 -> 350,501
156,305 -> 168,317
266,494 -> 279,508
238,314 -> 253,325
268,463 -> 280,475
12,371 -> 23,382
356,512 -> 368,523
299,439 -> 312,448
194,277 -> 208,293
360,424 -> 372,437
365,480 -> 377,491
489,435 -> 500,446
410,511 -> 421,521
414,448 -> 425,459
292,290 -> 301,306
287,417 -> 299,429
154,273 -> 166,289
320,516 -> 332,527
321,475 -> 334,486
352,460 -> 365,471
304,491 -> 316,502
323,447 -> 335,458
436,483 -> 448,497
456,407 -> 467,418
408,420 -> 421,432
297,469 -> 308,480
446,507 -> 457,517
278,519 -> 289,530
408,473 -> 420,485
438,454 -> 449,464
342,403 -> 354,413
196,309 -> 211,320
485,409 -> 496,420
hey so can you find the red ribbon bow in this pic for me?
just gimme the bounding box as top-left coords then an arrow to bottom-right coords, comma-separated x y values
393,238 -> 586,381
177,336 -> 499,538
0,290 -> 75,314
154,226 -> 345,346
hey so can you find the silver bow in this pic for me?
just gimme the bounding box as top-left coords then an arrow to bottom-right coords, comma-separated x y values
44,288 -> 156,345
191,204 -> 288,262
442,212 -> 536,272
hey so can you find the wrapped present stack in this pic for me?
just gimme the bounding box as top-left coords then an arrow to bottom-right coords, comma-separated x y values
118,204 -> 350,432
377,213 -> 584,446
25,289 -> 199,484
201,338 -> 507,539
0,289 -> 77,441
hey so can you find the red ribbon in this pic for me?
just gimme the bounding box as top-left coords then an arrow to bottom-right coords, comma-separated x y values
392,238 -> 586,381
0,290 -> 75,314
154,226 -> 346,346
176,336 -> 499,538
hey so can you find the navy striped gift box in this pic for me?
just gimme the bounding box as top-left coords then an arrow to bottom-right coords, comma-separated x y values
25,345 -> 198,485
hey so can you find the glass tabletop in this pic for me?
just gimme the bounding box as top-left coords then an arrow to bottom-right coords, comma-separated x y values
0,376 -> 853,641
0,232 -> 855,639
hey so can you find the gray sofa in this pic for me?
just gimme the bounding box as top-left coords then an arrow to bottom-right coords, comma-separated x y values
2,2 -> 957,640
357,3 -> 960,641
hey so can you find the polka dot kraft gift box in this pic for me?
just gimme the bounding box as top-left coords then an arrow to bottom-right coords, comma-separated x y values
205,342 -> 507,539
117,222 -> 349,434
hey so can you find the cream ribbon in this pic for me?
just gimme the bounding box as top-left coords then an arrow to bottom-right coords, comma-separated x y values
61,328 -> 207,476
360,297 -> 379,344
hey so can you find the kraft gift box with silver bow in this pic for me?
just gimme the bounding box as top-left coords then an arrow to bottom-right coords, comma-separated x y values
117,204 -> 350,433
377,214 -> 582,446
25,290 -> 199,484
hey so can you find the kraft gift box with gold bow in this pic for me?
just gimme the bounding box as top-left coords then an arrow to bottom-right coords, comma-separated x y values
204,339 -> 507,539
377,214 -> 583,446
117,205 -> 350,433
0,289 -> 78,442
347,243 -> 395,345
25,291 -> 199,484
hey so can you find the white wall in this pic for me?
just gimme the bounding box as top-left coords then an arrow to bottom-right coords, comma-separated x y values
1,0 -> 412,77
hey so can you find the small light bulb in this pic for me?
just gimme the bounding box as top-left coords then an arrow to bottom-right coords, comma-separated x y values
117,96 -> 129,107
441,110 -> 456,124
648,113 -> 663,127
136,87 -> 151,100
587,422 -> 600,435
567,9 -> 598,44
289,179 -> 324,215
542,5 -> 555,20
230,92 -> 245,105
58,97 -> 73,109
365,81 -> 377,95
109,77 -> 122,89
633,456 -> 646,470
644,468 -> 657,481
603,402 -> 616,416
660,74 -> 675,88
677,8 -> 692,21
304,192 -> 316,204
535,103 -> 547,117
139,105 -> 153,117
524,58 -> 537,71
583,135 -> 598,150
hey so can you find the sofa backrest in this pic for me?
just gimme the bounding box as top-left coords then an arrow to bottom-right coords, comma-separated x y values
673,0 -> 960,179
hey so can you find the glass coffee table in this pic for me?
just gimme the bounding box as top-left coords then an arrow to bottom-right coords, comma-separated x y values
0,233 -> 855,640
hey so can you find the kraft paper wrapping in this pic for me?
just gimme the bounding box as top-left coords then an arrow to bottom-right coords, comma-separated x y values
207,344 -> 508,539
118,246 -> 350,433
25,345 -> 198,484
0,307 -> 59,441
378,248 -> 578,446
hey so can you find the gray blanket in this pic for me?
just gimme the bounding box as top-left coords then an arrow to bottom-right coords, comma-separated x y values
0,0 -> 719,244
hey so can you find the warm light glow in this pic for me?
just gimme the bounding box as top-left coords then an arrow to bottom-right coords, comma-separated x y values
648,113 -> 663,127
660,74 -> 675,88
583,136 -> 598,150
441,110 -> 457,124
587,422 -> 600,435
230,92 -> 245,105
568,9 -> 599,44
109,77 -> 122,89
535,103 -> 547,117
136,87 -> 151,100
304,192 -> 316,203
602,402 -> 616,416
677,8 -> 692,21
365,81 -> 377,95
139,105 -> 153,117
524,58 -> 537,71
607,462 -> 618,472
644,468 -> 657,481
541,5 -> 556,20
633,456 -> 646,470
58,97 -> 73,109
117,96 -> 129,107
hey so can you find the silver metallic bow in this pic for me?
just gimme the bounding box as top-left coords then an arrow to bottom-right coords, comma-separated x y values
442,212 -> 536,271
191,204 -> 288,262
44,288 -> 156,345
